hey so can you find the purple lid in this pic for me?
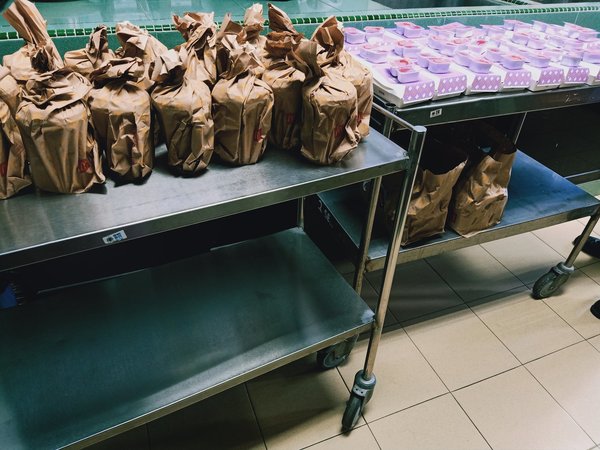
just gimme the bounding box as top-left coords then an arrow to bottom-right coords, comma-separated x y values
561,53 -> 583,67
512,32 -> 529,46
427,35 -> 445,50
344,28 -> 366,45
416,52 -> 434,68
396,67 -> 420,83
542,48 -> 563,62
503,19 -> 525,31
485,48 -> 504,62
454,50 -> 472,67
427,57 -> 451,74
469,57 -> 492,73
527,51 -> 551,68
500,53 -> 525,70
563,38 -> 585,51
359,45 -> 389,64
583,50 -> 600,63
403,24 -> 424,38
532,21 -> 548,32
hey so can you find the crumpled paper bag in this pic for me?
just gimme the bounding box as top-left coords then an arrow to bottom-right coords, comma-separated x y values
312,17 -> 373,139
173,12 -> 217,87
15,47 -> 104,194
288,40 -> 357,165
0,66 -> 21,116
212,46 -> 273,165
448,124 -> 517,237
242,4 -> 267,50
262,14 -> 304,151
115,21 -> 168,90
382,138 -> 467,245
64,25 -> 115,79
151,48 -> 214,175
89,57 -> 153,181
0,100 -> 30,199
2,0 -> 63,84
215,14 -> 244,78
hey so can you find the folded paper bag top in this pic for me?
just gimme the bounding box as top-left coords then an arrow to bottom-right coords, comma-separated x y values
2,0 -> 63,83
268,3 -> 298,34
89,57 -> 153,182
64,25 -> 115,79
212,46 -> 274,166
151,48 -> 214,176
287,40 -> 358,165
173,12 -> 218,87
243,3 -> 267,50
311,16 -> 373,140
215,14 -> 244,77
15,46 -> 104,194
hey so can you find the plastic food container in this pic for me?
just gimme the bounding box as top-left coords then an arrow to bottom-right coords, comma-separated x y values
454,50 -> 472,66
583,49 -> 600,64
428,57 -> 451,74
428,26 -> 454,38
344,27 -> 366,45
532,20 -> 548,32
364,26 -> 385,40
485,47 -> 504,62
576,29 -> 598,42
512,32 -> 529,46
469,56 -> 493,74
388,58 -> 412,75
427,35 -> 445,50
393,40 -> 421,58
500,53 -> 526,70
416,52 -> 434,68
503,19 -> 525,31
542,48 -> 563,62
396,66 -> 420,83
563,37 -> 584,51
526,33 -> 546,50
395,21 -> 414,34
527,51 -> 551,68
454,26 -> 474,38
481,24 -> 505,39
359,44 -> 389,63
561,53 -> 583,67
403,23 -> 424,38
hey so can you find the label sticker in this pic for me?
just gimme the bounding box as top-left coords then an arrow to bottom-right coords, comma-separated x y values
430,108 -> 443,118
102,230 -> 128,245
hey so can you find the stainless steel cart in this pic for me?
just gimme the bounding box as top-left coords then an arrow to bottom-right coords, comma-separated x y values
0,131 -> 415,449
315,86 -> 600,429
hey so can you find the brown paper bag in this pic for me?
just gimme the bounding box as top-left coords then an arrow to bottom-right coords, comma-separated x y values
312,17 -> 373,139
212,47 -> 273,165
173,12 -> 217,87
288,40 -> 358,165
0,66 -> 21,116
115,21 -> 168,90
151,48 -> 214,175
215,14 -> 244,78
0,100 -> 30,199
268,3 -> 298,33
64,25 -> 115,79
448,124 -> 517,237
15,47 -> 104,194
242,4 -> 267,50
2,0 -> 63,84
382,139 -> 467,244
89,58 -> 153,181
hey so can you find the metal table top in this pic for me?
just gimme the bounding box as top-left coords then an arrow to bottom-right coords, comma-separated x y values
0,130 -> 408,270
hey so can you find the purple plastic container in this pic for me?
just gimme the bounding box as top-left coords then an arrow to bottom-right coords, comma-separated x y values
532,20 -> 548,32
388,58 -> 413,76
542,48 -> 563,62
344,27 -> 366,45
485,47 -> 504,62
364,26 -> 385,41
503,19 -> 525,31
527,51 -> 551,68
469,56 -> 493,73
416,52 -> 434,68
500,54 -> 526,70
583,49 -> 600,64
561,53 -> 583,67
396,67 -> 420,83
454,50 -> 472,67
360,45 -> 389,64
563,38 -> 585,51
427,35 -> 445,50
512,32 -> 529,46
454,26 -> 474,38
403,23 -> 424,38
428,57 -> 451,74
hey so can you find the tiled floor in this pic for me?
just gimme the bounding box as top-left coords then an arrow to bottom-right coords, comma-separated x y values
89,217 -> 600,450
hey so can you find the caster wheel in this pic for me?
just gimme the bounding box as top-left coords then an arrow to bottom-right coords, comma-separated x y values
533,269 -> 570,299
316,336 -> 358,370
342,394 -> 364,432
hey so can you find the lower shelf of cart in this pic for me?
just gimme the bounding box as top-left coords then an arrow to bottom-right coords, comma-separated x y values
0,228 -> 373,450
315,151 -> 600,271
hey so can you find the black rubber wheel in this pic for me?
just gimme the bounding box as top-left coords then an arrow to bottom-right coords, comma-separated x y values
532,270 -> 570,299
342,395 -> 364,432
316,344 -> 350,370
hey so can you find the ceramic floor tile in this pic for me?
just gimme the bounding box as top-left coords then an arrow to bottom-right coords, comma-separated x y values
533,221 -> 599,269
246,356 -> 359,450
481,233 -> 564,284
369,394 -> 490,450
471,286 -> 583,363
343,274 -> 397,327
454,367 -> 594,450
366,259 -> 463,323
147,384 -> 264,450
581,261 -> 600,286
527,342 -> 600,444
590,335 -> 600,352
87,426 -> 149,450
425,246 -> 524,302
337,328 -> 448,423
543,270 -> 600,339
404,306 -> 520,391
304,425 -> 379,450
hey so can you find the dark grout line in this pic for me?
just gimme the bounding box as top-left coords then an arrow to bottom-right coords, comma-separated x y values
448,390 -> 494,450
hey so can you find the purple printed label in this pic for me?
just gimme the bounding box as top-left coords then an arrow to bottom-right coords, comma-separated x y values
538,68 -> 564,86
504,69 -> 531,87
403,81 -> 436,102
471,74 -> 502,91
435,72 -> 468,94
564,67 -> 590,83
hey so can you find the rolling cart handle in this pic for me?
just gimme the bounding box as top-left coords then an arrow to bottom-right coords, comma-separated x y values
361,104 -> 427,379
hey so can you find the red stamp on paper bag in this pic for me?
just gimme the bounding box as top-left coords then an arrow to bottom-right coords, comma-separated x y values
333,124 -> 344,139
77,158 -> 91,173
286,113 -> 295,124
0,162 -> 7,177
254,128 -> 263,142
